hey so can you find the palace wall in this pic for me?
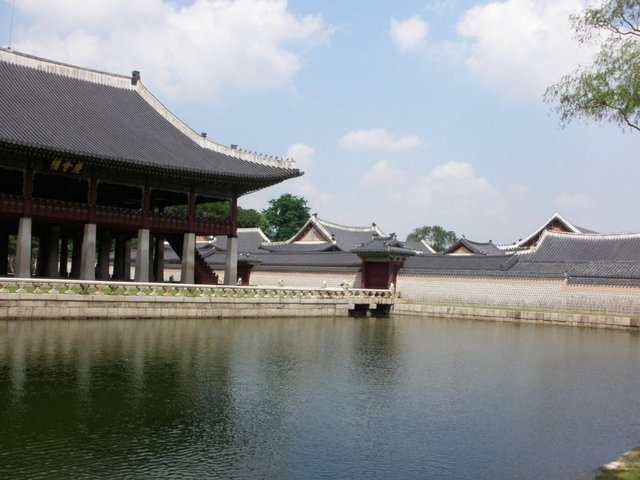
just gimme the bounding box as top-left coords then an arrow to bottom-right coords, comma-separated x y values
395,273 -> 640,328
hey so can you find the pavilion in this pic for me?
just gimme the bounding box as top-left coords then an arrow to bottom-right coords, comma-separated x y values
0,48 -> 301,284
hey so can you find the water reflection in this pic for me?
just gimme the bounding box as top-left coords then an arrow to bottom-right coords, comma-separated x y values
0,317 -> 639,479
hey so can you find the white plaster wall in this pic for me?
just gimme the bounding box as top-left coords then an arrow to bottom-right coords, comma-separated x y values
396,274 -> 640,316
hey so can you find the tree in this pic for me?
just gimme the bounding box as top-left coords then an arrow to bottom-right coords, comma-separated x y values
237,208 -> 272,234
262,193 -> 310,241
545,0 -> 640,132
406,225 -> 457,253
165,202 -> 272,233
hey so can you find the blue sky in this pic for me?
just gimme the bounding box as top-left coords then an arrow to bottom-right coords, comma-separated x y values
1,0 -> 638,244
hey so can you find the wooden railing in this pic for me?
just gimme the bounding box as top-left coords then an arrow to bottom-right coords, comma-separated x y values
0,194 -> 232,235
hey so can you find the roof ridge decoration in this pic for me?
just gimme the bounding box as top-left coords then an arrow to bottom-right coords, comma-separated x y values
0,47 -> 133,89
0,48 -> 297,171
316,217 -> 386,235
541,230 -> 640,241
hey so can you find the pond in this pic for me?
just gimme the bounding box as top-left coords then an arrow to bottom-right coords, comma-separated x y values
0,316 -> 639,479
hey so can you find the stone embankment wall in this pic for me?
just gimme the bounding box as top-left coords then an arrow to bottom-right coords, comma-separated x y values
395,274 -> 640,329
0,280 -> 392,320
1,294 -> 349,320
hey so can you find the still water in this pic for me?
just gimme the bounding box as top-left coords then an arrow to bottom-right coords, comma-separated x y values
0,316 -> 639,479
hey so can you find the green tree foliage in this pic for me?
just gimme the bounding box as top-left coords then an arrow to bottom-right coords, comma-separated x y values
165,202 -> 271,232
163,202 -> 229,219
406,225 -> 457,253
262,193 -> 310,241
545,0 -> 640,132
237,208 -> 272,234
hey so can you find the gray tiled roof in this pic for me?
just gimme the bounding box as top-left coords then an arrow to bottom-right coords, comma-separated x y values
260,242 -> 339,253
351,236 -> 416,258
507,231 -> 640,282
201,250 -> 361,272
0,49 -> 300,193
527,231 -> 640,263
265,215 -> 386,252
446,238 -> 504,255
403,253 -> 517,275
498,212 -> 596,251
212,229 -> 271,254
402,240 -> 436,254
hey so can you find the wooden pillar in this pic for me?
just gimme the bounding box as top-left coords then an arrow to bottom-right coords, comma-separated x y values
188,190 -> 196,232
142,183 -> 151,228
88,174 -> 97,223
360,259 -> 368,289
230,196 -> 238,232
23,167 -> 33,217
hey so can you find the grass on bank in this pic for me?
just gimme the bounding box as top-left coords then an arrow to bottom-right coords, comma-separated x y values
596,448 -> 640,480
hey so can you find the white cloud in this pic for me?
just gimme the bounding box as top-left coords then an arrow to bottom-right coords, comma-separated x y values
286,143 -> 314,170
12,0 -> 331,101
457,0 -> 596,98
415,161 -> 496,208
340,128 -> 422,150
390,15 -> 428,51
361,160 -> 406,186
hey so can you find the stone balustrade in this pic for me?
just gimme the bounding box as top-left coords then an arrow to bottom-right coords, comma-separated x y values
0,279 -> 394,320
0,278 -> 393,301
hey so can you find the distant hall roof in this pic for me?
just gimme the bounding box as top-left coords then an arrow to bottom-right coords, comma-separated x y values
0,48 -> 301,195
264,214 -> 386,252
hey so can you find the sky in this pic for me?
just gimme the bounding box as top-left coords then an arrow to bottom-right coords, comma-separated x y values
1,0 -> 638,244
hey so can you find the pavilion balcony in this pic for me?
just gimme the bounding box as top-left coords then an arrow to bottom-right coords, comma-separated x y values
0,194 -> 232,236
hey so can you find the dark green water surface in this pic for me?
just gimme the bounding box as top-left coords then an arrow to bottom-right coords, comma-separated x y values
1,316 -> 639,479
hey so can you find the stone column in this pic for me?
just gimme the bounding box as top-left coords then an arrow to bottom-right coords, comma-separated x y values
96,229 -> 112,280
224,235 -> 238,285
135,228 -> 150,282
181,232 -> 195,284
46,225 -> 60,278
15,217 -> 32,279
80,223 -> 97,280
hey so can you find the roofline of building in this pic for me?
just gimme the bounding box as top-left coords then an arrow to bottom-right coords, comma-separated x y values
0,47 -> 298,171
497,212 -> 582,250
538,229 -> 640,244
